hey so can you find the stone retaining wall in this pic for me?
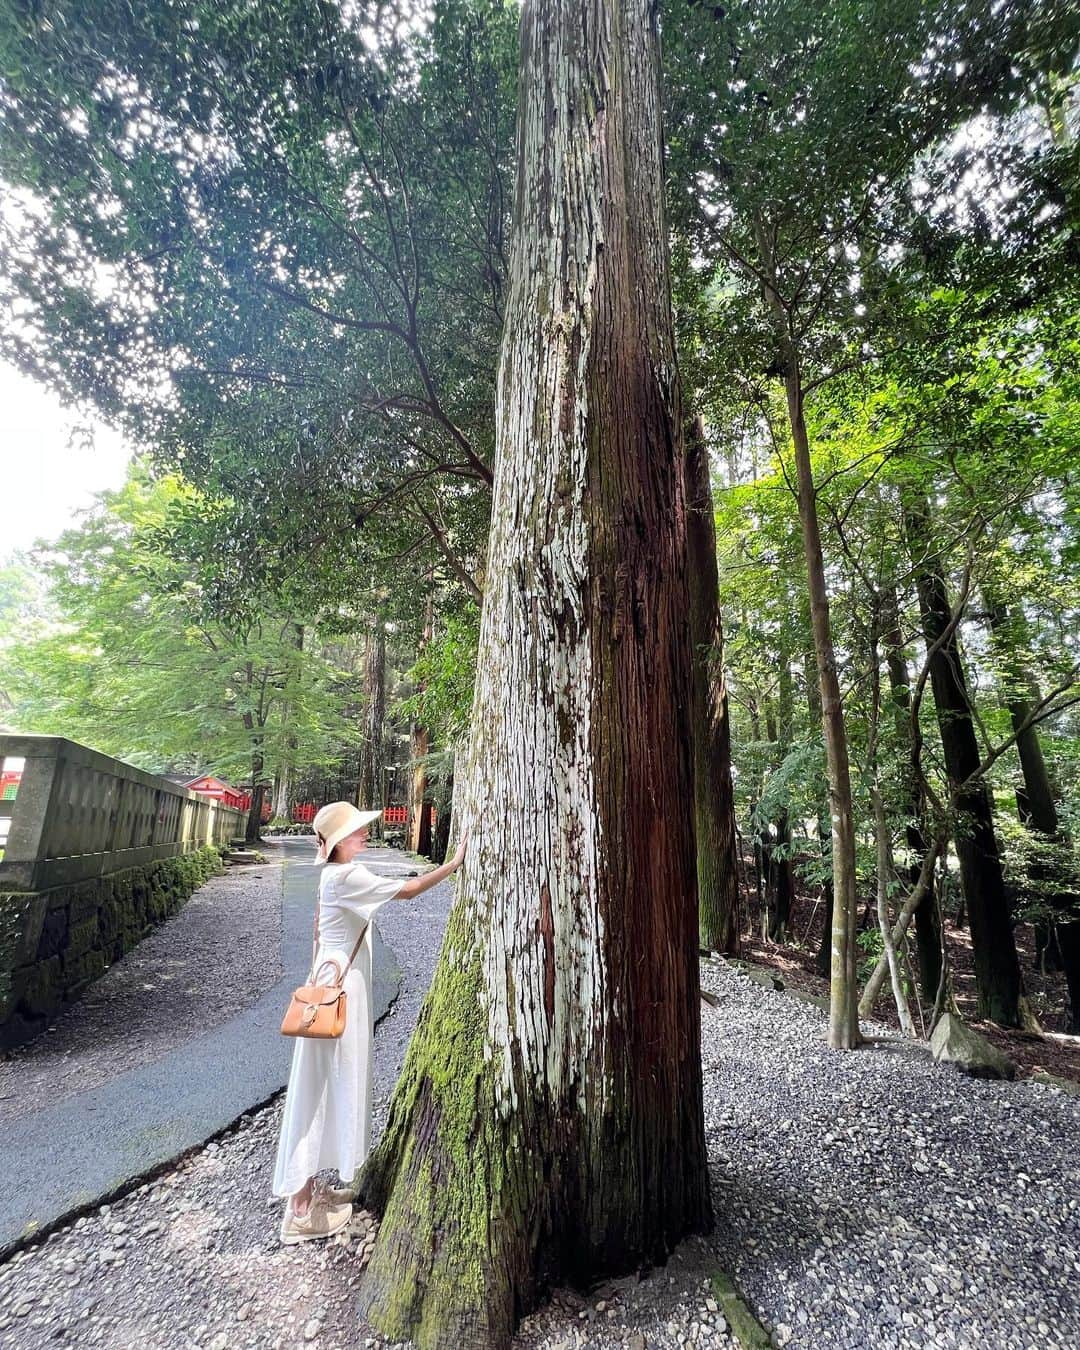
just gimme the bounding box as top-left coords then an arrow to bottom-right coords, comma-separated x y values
0,845 -> 222,1050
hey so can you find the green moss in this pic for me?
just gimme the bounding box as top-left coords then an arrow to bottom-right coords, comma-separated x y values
361,897 -> 506,1346
709,1270 -> 771,1349
0,893 -> 47,972
17,955 -> 63,1016
66,915 -> 100,960
63,948 -> 107,993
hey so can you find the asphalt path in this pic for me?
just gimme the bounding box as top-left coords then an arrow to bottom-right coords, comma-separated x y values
0,839 -> 405,1257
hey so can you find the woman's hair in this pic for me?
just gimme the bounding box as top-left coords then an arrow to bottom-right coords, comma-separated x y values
322,830 -> 355,865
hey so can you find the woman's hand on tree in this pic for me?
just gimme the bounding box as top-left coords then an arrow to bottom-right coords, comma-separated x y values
450,831 -> 469,871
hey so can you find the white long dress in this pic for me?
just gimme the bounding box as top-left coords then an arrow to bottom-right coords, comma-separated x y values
272,858 -> 404,1197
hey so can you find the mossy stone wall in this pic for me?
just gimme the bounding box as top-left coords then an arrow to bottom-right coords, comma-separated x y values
0,845 -> 222,1050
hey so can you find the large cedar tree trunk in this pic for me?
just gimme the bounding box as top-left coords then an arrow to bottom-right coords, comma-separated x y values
904,499 -> 1023,1025
685,414 -> 740,953
355,3 -> 710,1343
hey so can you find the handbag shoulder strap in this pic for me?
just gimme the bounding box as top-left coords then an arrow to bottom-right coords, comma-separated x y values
311,896 -> 368,987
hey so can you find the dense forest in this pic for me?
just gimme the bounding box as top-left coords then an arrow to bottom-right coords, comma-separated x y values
1,0 -> 1077,1050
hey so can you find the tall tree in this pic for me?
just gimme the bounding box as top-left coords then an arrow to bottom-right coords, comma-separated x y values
984,585 -> 1080,1028
1,468 -> 359,788
882,589 -> 943,1005
903,493 -> 1025,1025
357,618 -> 388,835
685,415 -> 740,953
0,0 -> 514,609
664,0 -> 1078,1045
355,1 -> 709,1343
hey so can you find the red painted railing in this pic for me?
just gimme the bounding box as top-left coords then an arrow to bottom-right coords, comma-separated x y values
383,805 -> 436,828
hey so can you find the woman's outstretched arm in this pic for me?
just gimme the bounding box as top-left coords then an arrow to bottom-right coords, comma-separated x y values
394,832 -> 468,901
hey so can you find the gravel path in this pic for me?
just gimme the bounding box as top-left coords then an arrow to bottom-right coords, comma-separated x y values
0,860 -> 283,1121
1,877 -> 1076,1350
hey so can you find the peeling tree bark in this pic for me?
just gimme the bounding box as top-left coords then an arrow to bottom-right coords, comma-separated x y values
685,414 -> 740,953
355,4 -> 710,1346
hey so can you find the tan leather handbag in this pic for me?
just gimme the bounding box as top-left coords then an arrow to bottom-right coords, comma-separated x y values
280,907 -> 367,1040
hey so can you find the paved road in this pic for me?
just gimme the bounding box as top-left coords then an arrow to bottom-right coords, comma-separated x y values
0,839 -> 406,1257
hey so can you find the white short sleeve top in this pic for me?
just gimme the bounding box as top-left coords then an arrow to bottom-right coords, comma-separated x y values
316,860 -> 405,959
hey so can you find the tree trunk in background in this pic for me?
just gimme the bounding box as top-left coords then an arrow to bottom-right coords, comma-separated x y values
685,414 -> 740,953
408,724 -> 433,857
772,344 -> 858,1047
358,621 -> 387,841
242,662 -> 266,843
272,623 -> 304,823
904,498 -> 1023,1026
985,594 -> 1079,1031
408,592 -> 435,857
803,641 -> 835,979
882,590 -> 942,1006
871,783 -> 916,1036
272,765 -> 292,821
767,652 -> 794,943
430,766 -> 454,865
356,4 -> 710,1342
751,203 -> 858,1038
245,754 -> 265,843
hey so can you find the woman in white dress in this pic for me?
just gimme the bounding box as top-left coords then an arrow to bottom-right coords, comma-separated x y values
273,800 -> 467,1245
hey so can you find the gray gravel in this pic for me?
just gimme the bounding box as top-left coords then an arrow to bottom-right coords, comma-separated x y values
1,876 -> 1076,1350
0,860 -> 283,1121
700,955 -> 1080,1350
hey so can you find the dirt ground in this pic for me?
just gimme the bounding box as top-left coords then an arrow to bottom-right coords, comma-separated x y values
738,873 -> 1080,1082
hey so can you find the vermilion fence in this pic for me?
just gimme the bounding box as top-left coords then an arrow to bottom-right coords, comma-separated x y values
383,805 -> 436,828
280,803 -> 434,827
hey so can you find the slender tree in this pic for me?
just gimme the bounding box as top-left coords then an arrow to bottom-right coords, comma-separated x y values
882,589 -> 943,1005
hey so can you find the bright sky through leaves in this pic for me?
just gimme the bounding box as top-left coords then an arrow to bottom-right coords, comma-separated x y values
0,359 -> 131,558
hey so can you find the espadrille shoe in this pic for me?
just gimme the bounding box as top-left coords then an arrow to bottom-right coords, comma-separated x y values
279,1199 -> 352,1246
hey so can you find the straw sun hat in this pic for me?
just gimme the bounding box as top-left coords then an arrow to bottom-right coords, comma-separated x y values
312,801 -> 383,864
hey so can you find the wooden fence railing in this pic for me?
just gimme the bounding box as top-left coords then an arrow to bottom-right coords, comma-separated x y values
0,735 -> 246,892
